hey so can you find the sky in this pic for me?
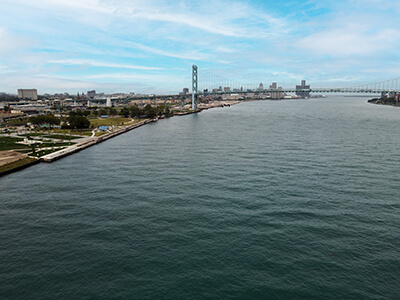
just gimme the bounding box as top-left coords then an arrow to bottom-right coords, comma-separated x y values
1,0 -> 400,94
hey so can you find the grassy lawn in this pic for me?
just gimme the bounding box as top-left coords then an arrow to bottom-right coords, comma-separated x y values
18,133 -> 81,140
29,148 -> 66,158
37,142 -> 73,148
20,130 -> 89,138
90,117 -> 132,127
49,128 -> 93,136
15,149 -> 32,153
18,133 -> 47,137
42,134 -> 82,140
95,132 -> 107,137
0,137 -> 30,151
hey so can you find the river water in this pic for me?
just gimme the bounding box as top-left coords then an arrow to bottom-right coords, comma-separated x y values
1,96 -> 400,299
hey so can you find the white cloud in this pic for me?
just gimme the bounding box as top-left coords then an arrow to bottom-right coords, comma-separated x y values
127,42 -> 211,61
87,73 -> 183,82
48,59 -> 163,70
297,21 -> 400,57
0,27 -> 34,54
3,0 -> 286,38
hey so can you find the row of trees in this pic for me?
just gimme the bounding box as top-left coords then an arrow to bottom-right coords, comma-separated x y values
25,103 -> 173,130
29,114 -> 60,126
67,115 -> 90,129
29,113 -> 90,129
59,104 -> 173,119
124,104 -> 172,118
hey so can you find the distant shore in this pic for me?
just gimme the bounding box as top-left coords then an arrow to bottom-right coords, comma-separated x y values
368,98 -> 400,107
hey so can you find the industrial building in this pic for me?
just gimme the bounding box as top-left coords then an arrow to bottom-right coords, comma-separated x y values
18,89 -> 38,100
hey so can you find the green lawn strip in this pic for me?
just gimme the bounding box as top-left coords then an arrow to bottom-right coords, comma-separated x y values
0,157 -> 38,175
49,129 -> 93,136
36,142 -> 74,148
18,133 -> 47,137
42,134 -> 82,140
20,131 -> 87,139
28,147 -> 67,158
90,117 -> 131,127
15,149 -> 32,153
70,130 -> 92,136
95,132 -> 107,137
0,137 -> 30,151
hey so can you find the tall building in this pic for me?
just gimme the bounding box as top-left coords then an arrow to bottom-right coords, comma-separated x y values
87,90 -> 96,99
296,80 -> 310,98
268,82 -> 284,99
179,88 -> 189,96
18,89 -> 38,100
259,83 -> 264,90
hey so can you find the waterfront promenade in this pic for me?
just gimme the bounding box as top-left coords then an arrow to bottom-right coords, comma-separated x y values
40,101 -> 239,162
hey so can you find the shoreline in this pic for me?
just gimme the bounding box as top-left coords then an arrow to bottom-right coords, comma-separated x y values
0,101 -> 240,176
368,98 -> 400,107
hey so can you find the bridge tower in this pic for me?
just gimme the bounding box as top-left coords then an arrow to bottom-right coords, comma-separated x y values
192,65 -> 198,109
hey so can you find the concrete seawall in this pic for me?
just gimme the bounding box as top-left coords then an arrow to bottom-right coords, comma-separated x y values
41,119 -> 155,162
40,101 -> 239,163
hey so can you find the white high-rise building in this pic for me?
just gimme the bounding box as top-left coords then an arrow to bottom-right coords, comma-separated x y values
18,89 -> 38,100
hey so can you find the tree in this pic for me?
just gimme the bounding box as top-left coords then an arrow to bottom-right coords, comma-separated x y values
99,108 -> 108,116
156,104 -> 165,116
109,108 -> 117,115
165,106 -> 172,117
144,104 -> 156,118
120,108 -> 130,117
68,115 -> 90,129
130,105 -> 142,118
29,114 -> 60,127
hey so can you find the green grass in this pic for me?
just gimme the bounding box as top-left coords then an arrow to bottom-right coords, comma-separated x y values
3,117 -> 30,126
29,148 -> 66,157
0,157 -> 38,175
42,134 -> 82,140
15,149 -> 32,153
19,131 -> 87,139
95,132 -> 107,137
49,129 -> 93,136
0,137 -> 30,151
31,142 -> 74,149
18,133 -> 47,137
90,117 -> 132,127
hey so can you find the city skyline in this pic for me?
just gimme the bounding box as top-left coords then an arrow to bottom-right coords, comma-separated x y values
1,0 -> 400,94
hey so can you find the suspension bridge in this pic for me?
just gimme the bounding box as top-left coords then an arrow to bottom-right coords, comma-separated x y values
120,65 -> 400,109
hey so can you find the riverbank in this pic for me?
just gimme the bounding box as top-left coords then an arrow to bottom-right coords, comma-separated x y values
0,156 -> 40,177
0,100 -> 240,176
368,98 -> 400,106
41,100 -> 241,162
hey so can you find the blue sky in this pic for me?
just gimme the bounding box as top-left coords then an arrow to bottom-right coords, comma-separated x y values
1,0 -> 400,94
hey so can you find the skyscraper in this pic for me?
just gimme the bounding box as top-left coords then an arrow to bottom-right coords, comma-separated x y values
296,80 -> 310,98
